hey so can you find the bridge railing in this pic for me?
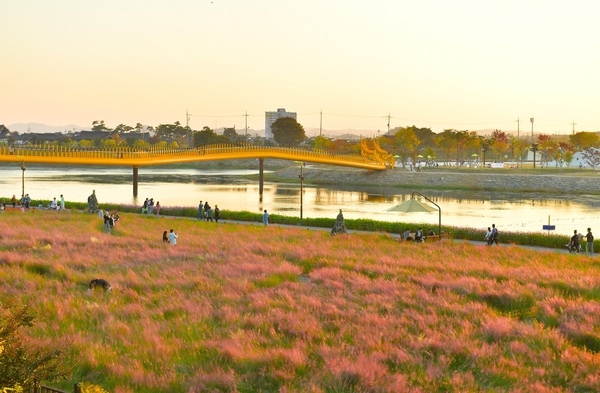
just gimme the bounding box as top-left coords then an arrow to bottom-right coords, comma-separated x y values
0,143 -> 393,169
0,144 -> 371,163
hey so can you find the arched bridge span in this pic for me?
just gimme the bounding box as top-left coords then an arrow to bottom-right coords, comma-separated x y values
0,143 -> 394,196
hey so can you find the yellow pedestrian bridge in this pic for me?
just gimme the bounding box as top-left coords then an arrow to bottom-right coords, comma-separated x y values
0,141 -> 394,196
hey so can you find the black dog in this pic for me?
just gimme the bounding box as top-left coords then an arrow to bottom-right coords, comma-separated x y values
88,278 -> 112,293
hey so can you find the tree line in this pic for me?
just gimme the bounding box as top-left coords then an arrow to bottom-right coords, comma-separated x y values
7,119 -> 600,168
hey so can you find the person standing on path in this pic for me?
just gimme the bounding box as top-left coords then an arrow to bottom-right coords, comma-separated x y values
214,205 -> 220,222
263,209 -> 269,226
586,228 -> 594,255
103,211 -> 112,234
60,194 -> 65,211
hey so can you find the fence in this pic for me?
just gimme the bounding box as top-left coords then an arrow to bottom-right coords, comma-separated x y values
27,383 -> 81,393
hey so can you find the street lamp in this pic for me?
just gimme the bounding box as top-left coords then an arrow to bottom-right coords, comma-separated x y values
298,162 -> 304,219
530,117 -> 536,169
21,160 -> 26,198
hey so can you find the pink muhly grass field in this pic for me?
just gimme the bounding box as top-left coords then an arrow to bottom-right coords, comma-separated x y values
0,209 -> 599,392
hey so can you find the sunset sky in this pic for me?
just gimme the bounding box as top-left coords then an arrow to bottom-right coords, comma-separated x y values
2,1 -> 599,136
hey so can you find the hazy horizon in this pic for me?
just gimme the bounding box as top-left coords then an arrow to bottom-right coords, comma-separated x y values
3,1 -> 600,134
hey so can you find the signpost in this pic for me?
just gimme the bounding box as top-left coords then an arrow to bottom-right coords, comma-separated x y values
542,216 -> 555,232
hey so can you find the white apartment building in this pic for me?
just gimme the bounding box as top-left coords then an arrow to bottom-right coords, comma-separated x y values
264,108 -> 297,139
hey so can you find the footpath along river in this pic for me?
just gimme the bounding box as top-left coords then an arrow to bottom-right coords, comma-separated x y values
1,163 -> 599,237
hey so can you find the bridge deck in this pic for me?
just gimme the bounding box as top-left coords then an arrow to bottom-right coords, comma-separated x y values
0,144 -> 391,170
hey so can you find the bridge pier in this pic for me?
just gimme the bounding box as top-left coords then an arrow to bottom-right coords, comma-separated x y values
259,158 -> 264,196
133,166 -> 138,197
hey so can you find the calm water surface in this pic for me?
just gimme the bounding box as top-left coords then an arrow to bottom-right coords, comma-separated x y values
1,165 -> 599,237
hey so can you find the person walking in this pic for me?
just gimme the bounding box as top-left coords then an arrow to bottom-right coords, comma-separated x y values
168,229 -> 178,245
569,230 -> 580,253
490,224 -> 499,245
586,228 -> 594,255
263,209 -> 269,226
203,201 -> 210,221
60,194 -> 65,211
155,201 -> 161,216
484,227 -> 492,245
206,204 -> 214,222
197,201 -> 203,220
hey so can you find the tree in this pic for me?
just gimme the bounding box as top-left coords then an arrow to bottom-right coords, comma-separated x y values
102,139 -> 116,148
511,136 -> 530,164
490,129 -> 509,161
569,131 -> 600,150
0,297 -> 68,389
394,127 -> 420,167
537,134 -> 557,168
582,147 -> 600,169
155,122 -> 189,146
193,126 -> 228,147
91,121 -> 111,132
271,117 -> 306,146
436,129 -> 458,163
222,127 -> 238,142
133,139 -> 150,149
113,124 -> 134,134
478,136 -> 492,164
312,135 -> 334,151
411,126 -> 436,149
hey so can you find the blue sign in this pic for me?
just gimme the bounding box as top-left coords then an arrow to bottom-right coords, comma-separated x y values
543,225 -> 556,230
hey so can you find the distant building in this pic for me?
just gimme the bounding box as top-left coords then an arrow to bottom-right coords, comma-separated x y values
265,108 -> 296,139
0,125 -> 12,144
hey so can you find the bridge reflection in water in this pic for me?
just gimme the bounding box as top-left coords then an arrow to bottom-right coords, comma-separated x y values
0,143 -> 393,196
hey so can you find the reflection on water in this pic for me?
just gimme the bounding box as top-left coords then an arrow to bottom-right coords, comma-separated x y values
0,165 -> 598,236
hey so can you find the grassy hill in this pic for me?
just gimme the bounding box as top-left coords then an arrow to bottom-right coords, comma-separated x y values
1,209 -> 599,392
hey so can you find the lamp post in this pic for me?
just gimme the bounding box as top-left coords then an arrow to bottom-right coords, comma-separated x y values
530,117 -> 535,169
21,160 -> 26,197
298,162 -> 304,219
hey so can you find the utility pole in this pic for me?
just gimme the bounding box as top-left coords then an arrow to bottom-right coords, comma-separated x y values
530,117 -> 536,169
245,111 -> 248,140
319,110 -> 322,137
386,113 -> 390,134
572,120 -> 576,135
186,109 -> 192,147
516,117 -> 520,168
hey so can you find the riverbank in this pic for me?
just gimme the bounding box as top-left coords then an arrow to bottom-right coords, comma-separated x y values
266,164 -> 600,195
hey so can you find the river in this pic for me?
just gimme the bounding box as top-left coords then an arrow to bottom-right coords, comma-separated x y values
1,164 -> 598,237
